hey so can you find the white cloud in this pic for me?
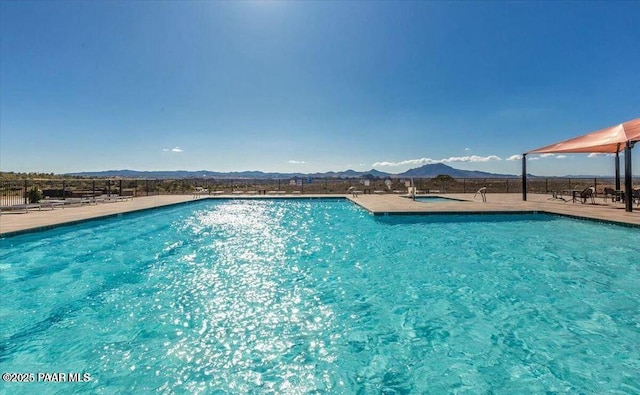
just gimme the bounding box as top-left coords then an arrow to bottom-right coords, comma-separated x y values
588,153 -> 615,158
444,155 -> 502,163
373,155 -> 501,167
529,157 -> 540,161
537,153 -> 567,159
163,146 -> 183,153
464,147 -> 471,151
506,154 -> 522,161
372,158 -> 439,167
287,160 -> 306,164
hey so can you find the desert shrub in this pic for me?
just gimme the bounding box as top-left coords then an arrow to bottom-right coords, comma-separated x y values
27,187 -> 43,203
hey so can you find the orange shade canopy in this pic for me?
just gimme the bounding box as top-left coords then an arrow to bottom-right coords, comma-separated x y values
528,118 -> 640,154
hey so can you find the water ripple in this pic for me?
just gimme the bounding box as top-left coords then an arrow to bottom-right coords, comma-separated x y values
0,201 -> 638,393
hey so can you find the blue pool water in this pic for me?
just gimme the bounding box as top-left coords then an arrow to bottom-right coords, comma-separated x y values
1,199 -> 639,394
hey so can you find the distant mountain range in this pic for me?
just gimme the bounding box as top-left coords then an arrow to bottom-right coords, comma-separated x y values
67,163 -> 516,179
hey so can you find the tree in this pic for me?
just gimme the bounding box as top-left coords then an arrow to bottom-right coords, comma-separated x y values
431,174 -> 455,192
27,187 -> 43,203
432,174 -> 455,183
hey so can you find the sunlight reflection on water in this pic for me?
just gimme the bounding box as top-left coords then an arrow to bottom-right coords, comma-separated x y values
1,199 -> 638,394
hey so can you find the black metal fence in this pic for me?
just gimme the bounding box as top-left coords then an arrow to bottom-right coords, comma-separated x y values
1,177 -> 639,207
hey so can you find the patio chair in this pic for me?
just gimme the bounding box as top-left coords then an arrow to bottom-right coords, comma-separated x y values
347,187 -> 362,197
548,190 -> 567,201
577,187 -> 595,204
474,187 -> 487,202
193,187 -> 208,198
633,189 -> 640,207
40,200 -> 65,209
0,204 -> 40,214
603,187 -> 616,202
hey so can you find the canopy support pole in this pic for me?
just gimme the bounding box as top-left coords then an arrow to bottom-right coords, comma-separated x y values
615,144 -> 621,191
624,142 -> 633,212
522,154 -> 527,201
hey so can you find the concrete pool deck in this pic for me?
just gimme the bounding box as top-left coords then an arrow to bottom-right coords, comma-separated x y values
347,193 -> 640,226
1,193 -> 638,237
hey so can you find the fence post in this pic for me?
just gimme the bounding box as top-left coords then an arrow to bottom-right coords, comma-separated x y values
24,179 -> 28,204
463,179 -> 466,193
119,180 -> 123,196
146,179 -> 149,196
62,179 -> 66,198
107,180 -> 111,196
92,180 -> 96,197
506,178 -> 509,193
545,178 -> 548,193
522,155 -> 527,201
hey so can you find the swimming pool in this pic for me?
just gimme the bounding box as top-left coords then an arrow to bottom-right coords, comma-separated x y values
1,199 -> 638,393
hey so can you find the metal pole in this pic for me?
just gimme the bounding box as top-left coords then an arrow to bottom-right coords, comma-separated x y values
624,142 -> 633,212
119,180 -> 123,196
24,179 -> 28,204
522,154 -> 527,201
615,148 -> 621,191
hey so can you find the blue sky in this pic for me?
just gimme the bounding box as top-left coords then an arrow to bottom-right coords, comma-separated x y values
1,1 -> 639,176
